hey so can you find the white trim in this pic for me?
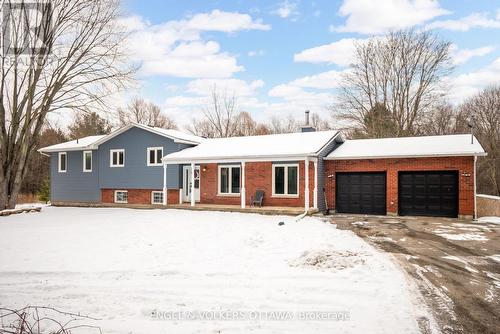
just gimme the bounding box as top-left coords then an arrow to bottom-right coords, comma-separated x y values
190,162 -> 195,206
83,151 -> 92,172
164,155 -> 318,165
313,160 -> 318,209
241,162 -> 246,208
325,152 -> 488,160
58,152 -> 67,173
147,147 -> 163,166
304,157 -> 310,211
218,164 -> 241,196
114,190 -> 128,203
151,191 -> 164,205
272,163 -> 299,198
92,123 -> 202,147
110,149 -> 125,167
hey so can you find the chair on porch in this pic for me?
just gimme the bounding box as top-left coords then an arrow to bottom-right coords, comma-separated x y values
251,190 -> 264,207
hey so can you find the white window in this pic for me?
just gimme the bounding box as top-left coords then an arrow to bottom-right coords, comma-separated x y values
151,191 -> 164,205
83,151 -> 92,172
114,190 -> 128,203
58,152 -> 67,173
272,163 -> 299,197
110,149 -> 124,167
147,147 -> 163,166
218,165 -> 240,195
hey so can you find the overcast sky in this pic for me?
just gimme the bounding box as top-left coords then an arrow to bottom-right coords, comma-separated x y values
105,0 -> 500,128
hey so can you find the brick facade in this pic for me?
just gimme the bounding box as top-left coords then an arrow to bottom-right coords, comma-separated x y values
198,161 -> 315,208
324,156 -> 475,216
101,188 -> 179,205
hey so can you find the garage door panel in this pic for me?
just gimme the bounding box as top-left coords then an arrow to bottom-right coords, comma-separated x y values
398,171 -> 458,218
336,172 -> 386,215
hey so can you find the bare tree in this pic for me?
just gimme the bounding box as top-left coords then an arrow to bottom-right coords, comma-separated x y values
268,114 -> 299,134
337,30 -> 453,137
310,112 -> 331,131
457,86 -> 500,196
117,97 -> 177,129
421,103 -> 458,135
188,86 -> 239,138
0,0 -> 133,209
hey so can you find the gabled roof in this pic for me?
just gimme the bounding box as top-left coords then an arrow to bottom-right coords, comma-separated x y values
163,130 -> 341,163
325,134 -> 486,160
38,123 -> 204,153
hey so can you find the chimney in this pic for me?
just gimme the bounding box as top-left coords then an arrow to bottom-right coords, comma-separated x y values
300,110 -> 316,133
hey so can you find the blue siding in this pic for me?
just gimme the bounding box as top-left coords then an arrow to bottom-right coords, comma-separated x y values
50,150 -> 100,202
98,126 -> 188,189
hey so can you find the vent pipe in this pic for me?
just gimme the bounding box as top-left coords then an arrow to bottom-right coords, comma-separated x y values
305,110 -> 310,126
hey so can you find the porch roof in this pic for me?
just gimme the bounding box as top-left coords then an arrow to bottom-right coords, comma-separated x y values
162,130 -> 341,163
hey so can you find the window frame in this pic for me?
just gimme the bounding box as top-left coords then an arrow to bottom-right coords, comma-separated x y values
147,147 -> 163,166
151,191 -> 164,205
272,163 -> 300,198
58,152 -> 67,173
110,149 -> 125,167
217,164 -> 241,196
83,150 -> 92,172
114,190 -> 128,203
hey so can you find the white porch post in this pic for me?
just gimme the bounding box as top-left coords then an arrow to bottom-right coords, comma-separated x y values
313,160 -> 318,209
190,162 -> 195,207
304,157 -> 310,211
241,161 -> 246,208
163,163 -> 167,206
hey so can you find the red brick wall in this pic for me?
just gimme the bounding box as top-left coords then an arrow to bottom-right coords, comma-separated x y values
101,188 -> 179,205
199,161 -> 315,207
324,156 -> 475,216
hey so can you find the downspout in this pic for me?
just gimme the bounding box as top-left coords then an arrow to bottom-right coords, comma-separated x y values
473,155 -> 477,221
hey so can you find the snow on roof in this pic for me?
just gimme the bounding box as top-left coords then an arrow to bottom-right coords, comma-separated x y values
149,126 -> 204,145
325,134 -> 486,160
38,135 -> 106,153
163,130 -> 340,163
38,123 -> 204,153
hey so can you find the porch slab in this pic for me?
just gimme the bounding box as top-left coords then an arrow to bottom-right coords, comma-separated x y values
168,203 -> 311,216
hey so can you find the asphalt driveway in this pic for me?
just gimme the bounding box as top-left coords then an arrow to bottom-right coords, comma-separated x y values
331,214 -> 500,334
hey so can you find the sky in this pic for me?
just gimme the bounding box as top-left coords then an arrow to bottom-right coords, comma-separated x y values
114,0 -> 500,129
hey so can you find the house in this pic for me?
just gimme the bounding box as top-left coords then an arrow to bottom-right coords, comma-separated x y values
39,114 -> 486,219
38,123 -> 203,205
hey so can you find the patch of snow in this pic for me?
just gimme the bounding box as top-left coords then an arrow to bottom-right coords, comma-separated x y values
477,194 -> 500,200
351,221 -> 369,227
486,255 -> 500,263
436,232 -> 488,241
478,216 -> 500,224
0,207 -> 432,334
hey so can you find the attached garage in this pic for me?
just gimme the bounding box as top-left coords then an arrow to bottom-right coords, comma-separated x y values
398,171 -> 458,218
324,134 -> 487,218
336,172 -> 386,215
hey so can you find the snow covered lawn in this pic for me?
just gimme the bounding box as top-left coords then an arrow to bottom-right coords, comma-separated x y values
0,207 -> 431,333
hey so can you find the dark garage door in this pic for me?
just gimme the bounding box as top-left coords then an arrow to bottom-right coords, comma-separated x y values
399,171 -> 458,218
336,172 -> 386,215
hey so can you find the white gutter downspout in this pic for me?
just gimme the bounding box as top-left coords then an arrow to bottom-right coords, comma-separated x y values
304,157 -> 310,213
473,155 -> 477,221
163,163 -> 167,206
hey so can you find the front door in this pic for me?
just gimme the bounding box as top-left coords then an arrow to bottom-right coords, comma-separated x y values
182,165 -> 200,202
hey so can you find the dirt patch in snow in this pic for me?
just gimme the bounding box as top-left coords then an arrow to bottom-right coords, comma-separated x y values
289,250 -> 367,271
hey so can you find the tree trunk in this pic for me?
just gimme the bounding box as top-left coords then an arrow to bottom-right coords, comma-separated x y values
0,179 -> 7,210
